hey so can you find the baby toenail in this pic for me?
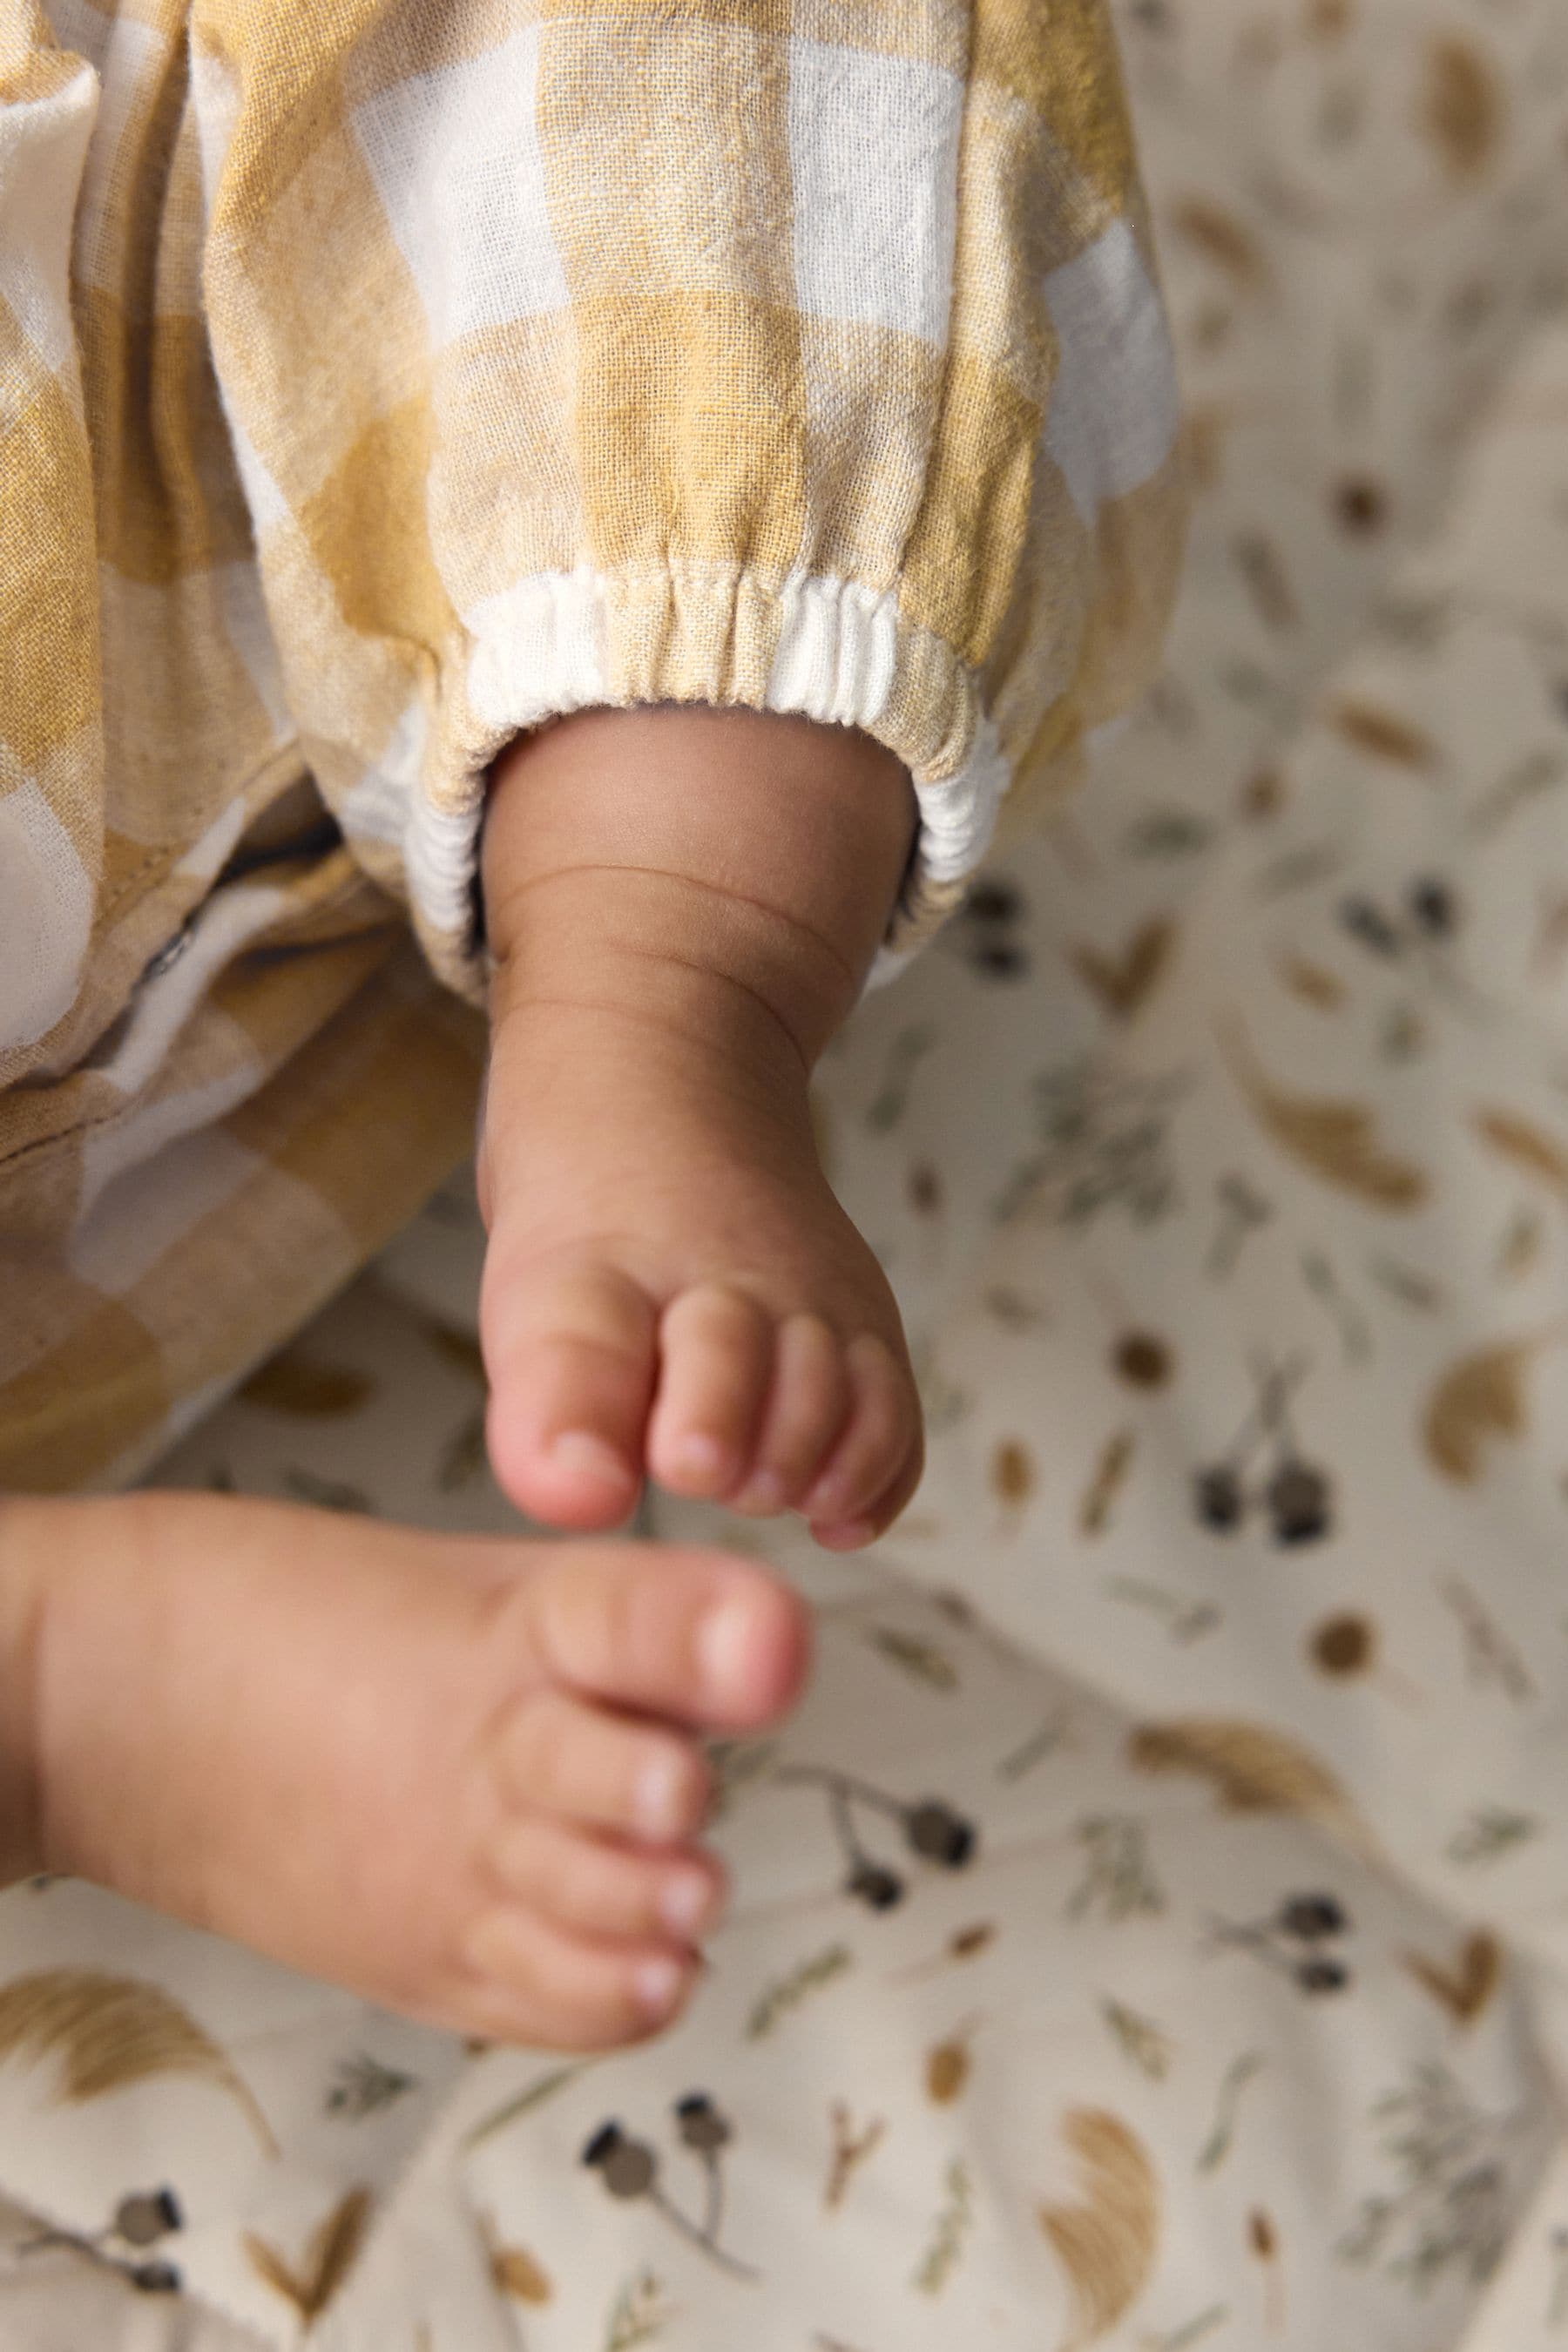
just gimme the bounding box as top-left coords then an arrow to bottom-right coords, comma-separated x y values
635,1954 -> 687,2019
549,1431 -> 635,1490
674,1432 -> 727,1484
636,1748 -> 693,1840
815,1519 -> 875,1551
698,1595 -> 757,1700
660,1871 -> 719,1940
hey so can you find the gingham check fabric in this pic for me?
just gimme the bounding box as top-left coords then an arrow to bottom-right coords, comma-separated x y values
0,0 -> 1186,1490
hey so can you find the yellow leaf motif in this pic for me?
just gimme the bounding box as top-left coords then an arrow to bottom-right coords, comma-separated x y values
1080,1431 -> 1135,1536
492,2244 -> 553,2303
1039,2110 -> 1160,2348
238,1350 -> 373,1416
243,2187 -> 373,2324
927,2042 -> 969,2104
950,1923 -> 997,1961
1329,700 -> 1438,768
1472,1108 -> 1568,1202
474,2200 -> 554,2299
1128,1720 -> 1375,1856
1402,1930 -> 1503,2026
1420,37 -> 1504,182
1279,956 -> 1345,1010
991,1438 -> 1037,1509
1220,1017 -> 1428,1207
1423,1333 -> 1566,1483
1070,919 -> 1177,1021
1168,196 -> 1271,289
0,1969 -> 278,2157
926,2017 -> 982,2106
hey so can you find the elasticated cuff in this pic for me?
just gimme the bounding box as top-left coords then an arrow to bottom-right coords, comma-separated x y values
402,559 -> 1017,1007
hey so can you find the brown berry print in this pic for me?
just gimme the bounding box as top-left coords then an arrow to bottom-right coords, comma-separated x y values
1311,1612 -> 1374,1676
1114,1331 -> 1174,1389
115,2191 -> 182,2248
675,2092 -> 732,2153
1335,476 -> 1389,535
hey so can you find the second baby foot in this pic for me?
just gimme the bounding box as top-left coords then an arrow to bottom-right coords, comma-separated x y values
10,1492 -> 808,2050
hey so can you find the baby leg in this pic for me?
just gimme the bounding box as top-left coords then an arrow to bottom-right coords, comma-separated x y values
478,702 -> 925,1551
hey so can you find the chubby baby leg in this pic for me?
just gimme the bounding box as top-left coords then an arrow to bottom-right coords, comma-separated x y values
478,702 -> 925,1551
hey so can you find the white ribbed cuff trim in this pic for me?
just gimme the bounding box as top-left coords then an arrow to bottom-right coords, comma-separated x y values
395,563 -> 1017,1001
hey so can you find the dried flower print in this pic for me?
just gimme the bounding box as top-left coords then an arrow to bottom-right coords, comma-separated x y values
1339,2064 -> 1544,2292
914,2159 -> 974,2296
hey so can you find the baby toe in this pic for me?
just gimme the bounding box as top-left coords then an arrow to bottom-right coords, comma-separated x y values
504,1543 -> 812,1734
814,1423 -> 925,1551
730,1313 -> 850,1515
646,1284 -> 775,1500
487,1815 -> 727,1946
801,1332 -> 922,1546
460,1907 -> 700,2049
489,1689 -> 715,1843
482,1254 -> 656,1530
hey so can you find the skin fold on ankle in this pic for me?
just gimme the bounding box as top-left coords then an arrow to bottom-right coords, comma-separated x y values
481,701 -> 918,1069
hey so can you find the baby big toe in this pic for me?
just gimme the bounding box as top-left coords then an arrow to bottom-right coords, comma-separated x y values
509,1542 -> 812,1734
483,1254 -> 656,1529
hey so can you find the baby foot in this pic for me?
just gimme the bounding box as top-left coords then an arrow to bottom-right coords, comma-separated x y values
478,702 -> 925,1551
479,983 -> 924,1550
10,1492 -> 808,2049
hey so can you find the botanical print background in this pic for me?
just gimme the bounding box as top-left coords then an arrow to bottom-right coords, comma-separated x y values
6,0 -> 1568,2345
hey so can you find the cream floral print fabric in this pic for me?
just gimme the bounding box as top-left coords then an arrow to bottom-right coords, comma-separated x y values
7,0 -> 1568,2347
0,0 -> 1181,1492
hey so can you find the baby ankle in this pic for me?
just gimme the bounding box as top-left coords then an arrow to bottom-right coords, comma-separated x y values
491,866 -> 848,1083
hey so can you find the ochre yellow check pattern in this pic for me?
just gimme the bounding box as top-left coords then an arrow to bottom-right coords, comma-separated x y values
0,0 -> 1185,1489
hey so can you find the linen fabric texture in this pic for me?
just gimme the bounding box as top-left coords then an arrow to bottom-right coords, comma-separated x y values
0,0 -> 1184,1490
